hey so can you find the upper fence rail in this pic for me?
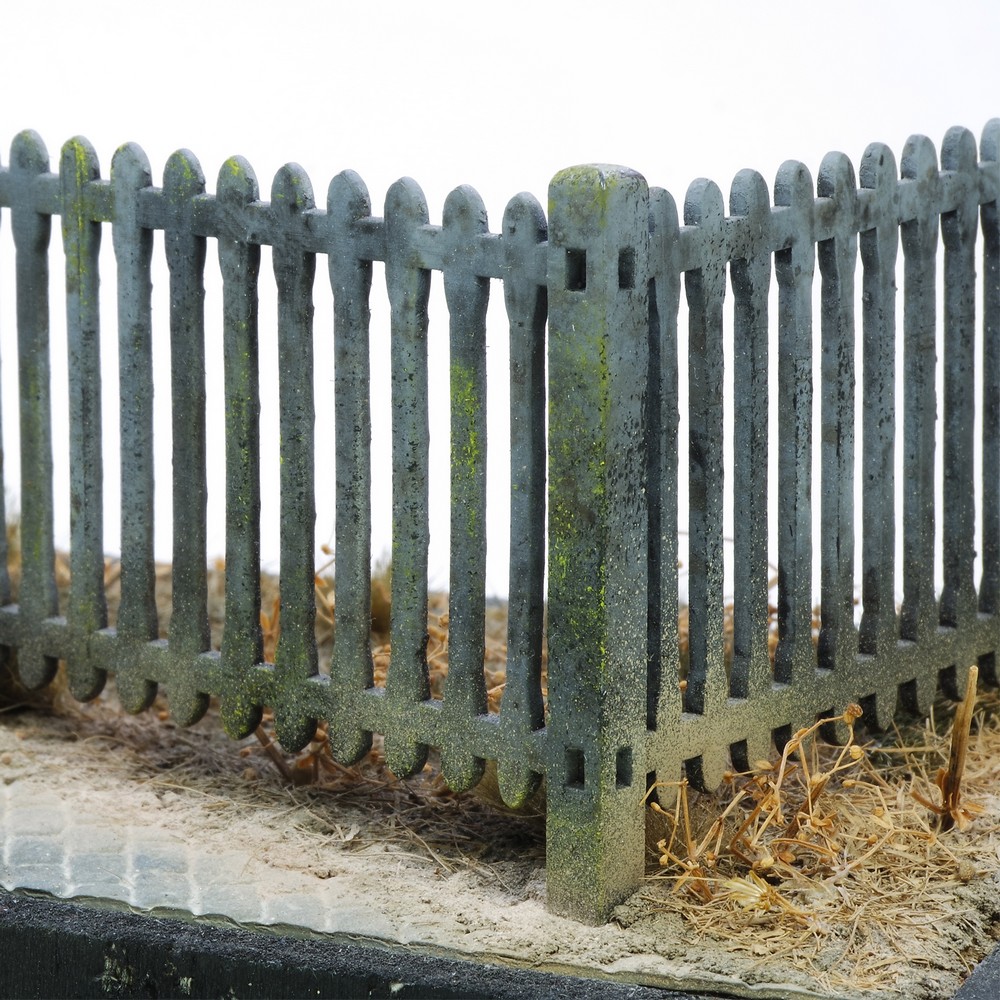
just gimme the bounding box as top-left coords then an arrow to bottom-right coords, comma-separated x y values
0,122 -> 999,924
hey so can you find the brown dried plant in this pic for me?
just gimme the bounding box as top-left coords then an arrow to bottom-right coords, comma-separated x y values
911,664 -> 984,832
637,684 -> 1000,997
646,704 -> 871,921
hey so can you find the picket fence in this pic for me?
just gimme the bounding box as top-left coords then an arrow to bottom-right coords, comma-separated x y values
0,121 -> 997,922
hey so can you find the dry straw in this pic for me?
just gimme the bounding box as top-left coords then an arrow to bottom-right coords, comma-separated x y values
639,665 -> 999,993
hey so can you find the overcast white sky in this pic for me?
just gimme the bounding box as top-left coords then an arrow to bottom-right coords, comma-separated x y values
1,0 -> 998,596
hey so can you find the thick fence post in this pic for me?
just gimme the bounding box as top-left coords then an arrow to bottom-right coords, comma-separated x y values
545,165 -> 649,922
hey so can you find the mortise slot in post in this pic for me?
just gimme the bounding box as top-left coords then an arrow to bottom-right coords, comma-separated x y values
615,746 -> 633,788
617,247 -> 635,289
565,248 -> 587,290
565,747 -> 585,788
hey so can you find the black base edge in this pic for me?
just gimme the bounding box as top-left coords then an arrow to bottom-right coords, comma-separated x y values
0,888 -> 739,999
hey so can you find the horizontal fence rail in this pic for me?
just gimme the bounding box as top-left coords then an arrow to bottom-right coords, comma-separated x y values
0,121 -> 998,922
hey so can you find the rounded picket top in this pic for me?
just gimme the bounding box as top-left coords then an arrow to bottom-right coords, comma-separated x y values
774,158 -> 815,213
67,664 -> 107,704
901,133 -> 938,185
685,740 -> 729,795
730,729 -> 774,779
217,156 -> 262,273
729,167 -> 769,224
111,141 -> 153,191
682,176 -> 725,230
443,182 -> 488,236
384,176 -> 431,314
900,136 -> 940,261
164,148 -> 206,201
328,168 -> 372,229
859,141 -> 898,193
13,651 -> 59,692
61,135 -> 100,188
942,124 -> 978,174
501,190 -> 546,319
649,185 -> 679,233
817,150 -> 857,204
11,128 -> 49,175
272,708 -> 318,756
218,154 -> 260,205
981,117 -> 1000,165
10,130 -> 51,251
111,142 -> 153,249
495,756 -> 543,811
383,733 -> 430,780
940,127 -> 980,252
502,189 -> 546,243
385,175 -> 430,232
325,721 -> 373,769
867,680 -> 900,734
271,161 -> 315,215
900,667 -> 935,721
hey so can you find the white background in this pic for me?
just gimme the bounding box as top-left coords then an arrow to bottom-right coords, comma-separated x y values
1,0 -> 998,599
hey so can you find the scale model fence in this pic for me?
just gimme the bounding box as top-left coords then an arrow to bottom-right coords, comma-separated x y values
0,121 -> 997,923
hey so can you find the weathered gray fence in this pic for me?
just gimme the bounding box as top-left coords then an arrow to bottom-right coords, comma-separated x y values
0,121 -> 998,923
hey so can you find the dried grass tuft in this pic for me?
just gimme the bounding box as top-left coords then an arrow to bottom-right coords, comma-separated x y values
641,683 -> 1000,994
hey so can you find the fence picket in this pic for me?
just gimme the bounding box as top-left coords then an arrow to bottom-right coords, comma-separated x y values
940,127 -> 980,635
60,136 -> 107,701
440,184 -> 490,792
9,130 -> 57,689
857,142 -> 901,727
982,121 -> 1000,621
217,156 -> 265,739
899,136 -> 939,661
647,186 -> 683,797
495,190 -> 547,808
164,149 -> 211,726
383,177 -> 432,778
327,168 -> 375,764
729,169 -> 772,717
682,178 -> 729,789
816,153 -> 859,676
271,163 -> 319,753
110,142 -> 159,714
773,161 -> 816,702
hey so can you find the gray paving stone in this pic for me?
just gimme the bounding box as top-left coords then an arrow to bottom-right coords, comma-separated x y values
64,824 -> 126,854
263,892 -> 330,929
64,851 -> 126,883
131,846 -> 192,877
1,862 -> 68,894
194,888 -> 267,924
66,878 -> 135,900
129,875 -> 196,910
3,805 -> 67,835
5,835 -> 65,866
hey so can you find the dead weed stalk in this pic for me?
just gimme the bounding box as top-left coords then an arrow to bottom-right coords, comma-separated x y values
643,682 -> 999,994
